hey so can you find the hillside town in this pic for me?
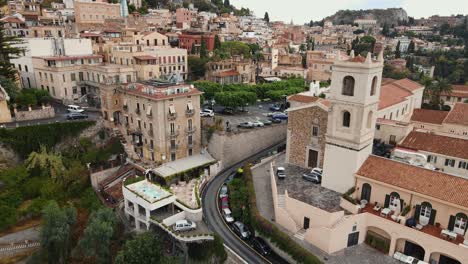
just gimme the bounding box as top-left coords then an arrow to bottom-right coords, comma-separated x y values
0,0 -> 467,263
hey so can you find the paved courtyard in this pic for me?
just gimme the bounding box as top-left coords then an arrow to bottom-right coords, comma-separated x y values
251,154 -> 399,264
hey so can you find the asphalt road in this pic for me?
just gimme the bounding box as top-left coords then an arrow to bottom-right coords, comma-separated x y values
1,102 -> 101,128
202,141 -> 289,264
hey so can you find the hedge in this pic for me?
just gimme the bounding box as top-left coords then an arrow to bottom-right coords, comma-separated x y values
0,121 -> 95,158
243,165 -> 322,264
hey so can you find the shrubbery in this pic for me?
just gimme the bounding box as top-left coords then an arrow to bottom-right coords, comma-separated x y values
187,234 -> 227,262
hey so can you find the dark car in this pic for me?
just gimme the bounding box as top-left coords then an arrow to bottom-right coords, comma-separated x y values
67,112 -> 88,120
269,104 -> 281,111
269,118 -> 282,123
232,221 -> 251,240
302,172 -> 321,184
222,107 -> 235,115
252,237 -> 271,255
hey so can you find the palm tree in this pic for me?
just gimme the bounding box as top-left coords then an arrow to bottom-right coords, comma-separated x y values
424,78 -> 452,107
26,145 -> 65,182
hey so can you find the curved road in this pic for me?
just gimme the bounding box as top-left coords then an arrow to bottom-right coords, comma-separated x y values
202,141 -> 287,264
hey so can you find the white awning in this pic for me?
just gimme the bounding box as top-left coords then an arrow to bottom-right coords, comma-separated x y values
146,105 -> 152,116
169,105 -> 175,114
187,102 -> 193,111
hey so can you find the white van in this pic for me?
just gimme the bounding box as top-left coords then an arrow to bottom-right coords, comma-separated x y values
173,220 -> 196,232
67,105 -> 84,113
277,167 -> 286,179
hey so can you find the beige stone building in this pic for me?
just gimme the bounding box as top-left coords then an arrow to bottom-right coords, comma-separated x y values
74,1 -> 121,24
205,57 -> 255,85
100,81 -> 202,164
0,85 -> 12,123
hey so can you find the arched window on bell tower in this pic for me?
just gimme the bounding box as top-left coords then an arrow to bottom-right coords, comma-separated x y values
342,76 -> 355,96
343,111 -> 351,127
370,76 -> 378,96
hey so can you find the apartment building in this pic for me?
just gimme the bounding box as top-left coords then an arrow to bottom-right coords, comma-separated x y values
440,85 -> 468,106
101,81 -> 202,164
178,32 -> 215,52
74,1 -> 121,24
110,44 -> 188,81
10,38 -> 93,89
410,103 -> 468,139
205,57 -> 255,85
396,131 -> 468,177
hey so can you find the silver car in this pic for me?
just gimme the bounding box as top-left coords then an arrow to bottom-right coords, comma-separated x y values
173,220 -> 196,232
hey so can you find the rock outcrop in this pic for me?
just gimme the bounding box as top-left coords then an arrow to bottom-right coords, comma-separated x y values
325,8 -> 408,26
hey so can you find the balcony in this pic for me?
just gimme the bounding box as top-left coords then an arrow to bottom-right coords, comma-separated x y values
185,109 -> 195,117
188,140 -> 196,148
185,127 -> 196,134
170,144 -> 178,152
168,130 -> 179,138
167,113 -> 177,121
361,204 -> 465,246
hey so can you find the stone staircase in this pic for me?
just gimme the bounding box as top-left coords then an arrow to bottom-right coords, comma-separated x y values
294,228 -> 307,241
277,194 -> 286,208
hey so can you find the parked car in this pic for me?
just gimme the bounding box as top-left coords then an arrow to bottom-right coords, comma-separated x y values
200,109 -> 214,117
272,113 -> 288,120
262,119 -> 272,126
310,167 -> 323,176
219,185 -> 228,198
269,104 -> 281,111
66,112 -> 88,120
222,208 -> 235,223
233,221 -> 251,240
173,220 -> 196,232
251,237 -> 271,255
276,167 -> 286,179
267,111 -> 283,117
222,107 -> 235,115
302,172 -> 321,183
220,197 -> 229,209
67,105 -> 85,113
237,122 -> 254,128
269,118 -> 282,123
252,120 -> 264,127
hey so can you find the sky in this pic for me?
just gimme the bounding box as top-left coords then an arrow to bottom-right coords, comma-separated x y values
231,0 -> 468,24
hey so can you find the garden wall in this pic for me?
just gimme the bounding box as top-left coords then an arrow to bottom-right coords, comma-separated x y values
13,105 -> 55,122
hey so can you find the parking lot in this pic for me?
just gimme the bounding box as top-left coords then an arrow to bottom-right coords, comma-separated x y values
203,102 -> 286,128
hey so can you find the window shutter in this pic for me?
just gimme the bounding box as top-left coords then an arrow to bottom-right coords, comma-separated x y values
429,209 -> 437,225
448,215 -> 456,231
400,199 -> 404,212
384,194 -> 390,208
414,204 -> 421,221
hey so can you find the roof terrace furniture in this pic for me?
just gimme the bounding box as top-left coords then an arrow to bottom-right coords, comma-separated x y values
373,203 -> 381,212
441,229 -> 457,240
381,208 -> 392,218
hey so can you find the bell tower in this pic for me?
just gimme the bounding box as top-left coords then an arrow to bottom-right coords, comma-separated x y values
321,51 -> 384,193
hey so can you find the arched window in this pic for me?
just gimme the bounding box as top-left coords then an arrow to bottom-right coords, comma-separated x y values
342,76 -> 355,96
342,111 -> 351,127
370,76 -> 378,96
367,111 -> 373,129
420,201 -> 433,225
454,213 -> 467,235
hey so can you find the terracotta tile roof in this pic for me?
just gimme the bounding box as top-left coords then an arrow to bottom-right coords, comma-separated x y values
122,83 -> 203,101
410,109 -> 449,125
357,155 -> 468,208
451,85 -> 468,92
213,70 -> 240,77
381,78 -> 396,85
35,55 -> 102,61
348,55 -> 366,63
1,17 -> 24,24
399,131 -> 468,159
378,83 -> 412,110
392,78 -> 424,92
288,94 -> 319,104
444,103 -> 468,126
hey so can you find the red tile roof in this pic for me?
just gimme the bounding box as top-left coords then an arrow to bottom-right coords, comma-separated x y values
1,17 -> 25,24
133,55 -> 157,61
348,55 -> 366,63
288,94 -> 319,104
444,103 -> 468,126
378,83 -> 412,110
399,131 -> 468,159
35,55 -> 102,61
213,70 -> 240,77
392,78 -> 424,92
357,155 -> 468,208
410,109 -> 449,125
451,85 -> 468,92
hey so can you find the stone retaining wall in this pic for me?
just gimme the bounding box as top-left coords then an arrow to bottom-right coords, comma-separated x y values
14,106 -> 55,122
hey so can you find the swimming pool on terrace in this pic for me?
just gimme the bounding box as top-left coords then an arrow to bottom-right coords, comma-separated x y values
126,180 -> 172,203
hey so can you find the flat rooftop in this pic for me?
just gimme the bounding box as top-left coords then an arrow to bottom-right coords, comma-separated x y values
154,152 -> 216,178
126,179 -> 172,203
275,162 -> 342,213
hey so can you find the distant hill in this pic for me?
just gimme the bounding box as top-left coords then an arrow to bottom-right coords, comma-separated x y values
325,8 -> 408,26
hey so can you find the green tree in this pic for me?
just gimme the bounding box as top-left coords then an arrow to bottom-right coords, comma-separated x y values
190,42 -> 196,55
75,208 -> 118,264
187,56 -> 208,80
0,76 -> 19,102
115,233 -> 171,264
128,3 -> 136,13
223,0 -> 229,7
382,23 -> 390,36
0,21 -> 24,80
26,145 -> 65,181
395,41 -> 401,58
0,202 -> 16,231
227,178 -> 250,223
40,201 -> 77,264
200,37 -> 208,59
263,12 -> 270,23
214,34 -> 221,50
407,40 -> 415,54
